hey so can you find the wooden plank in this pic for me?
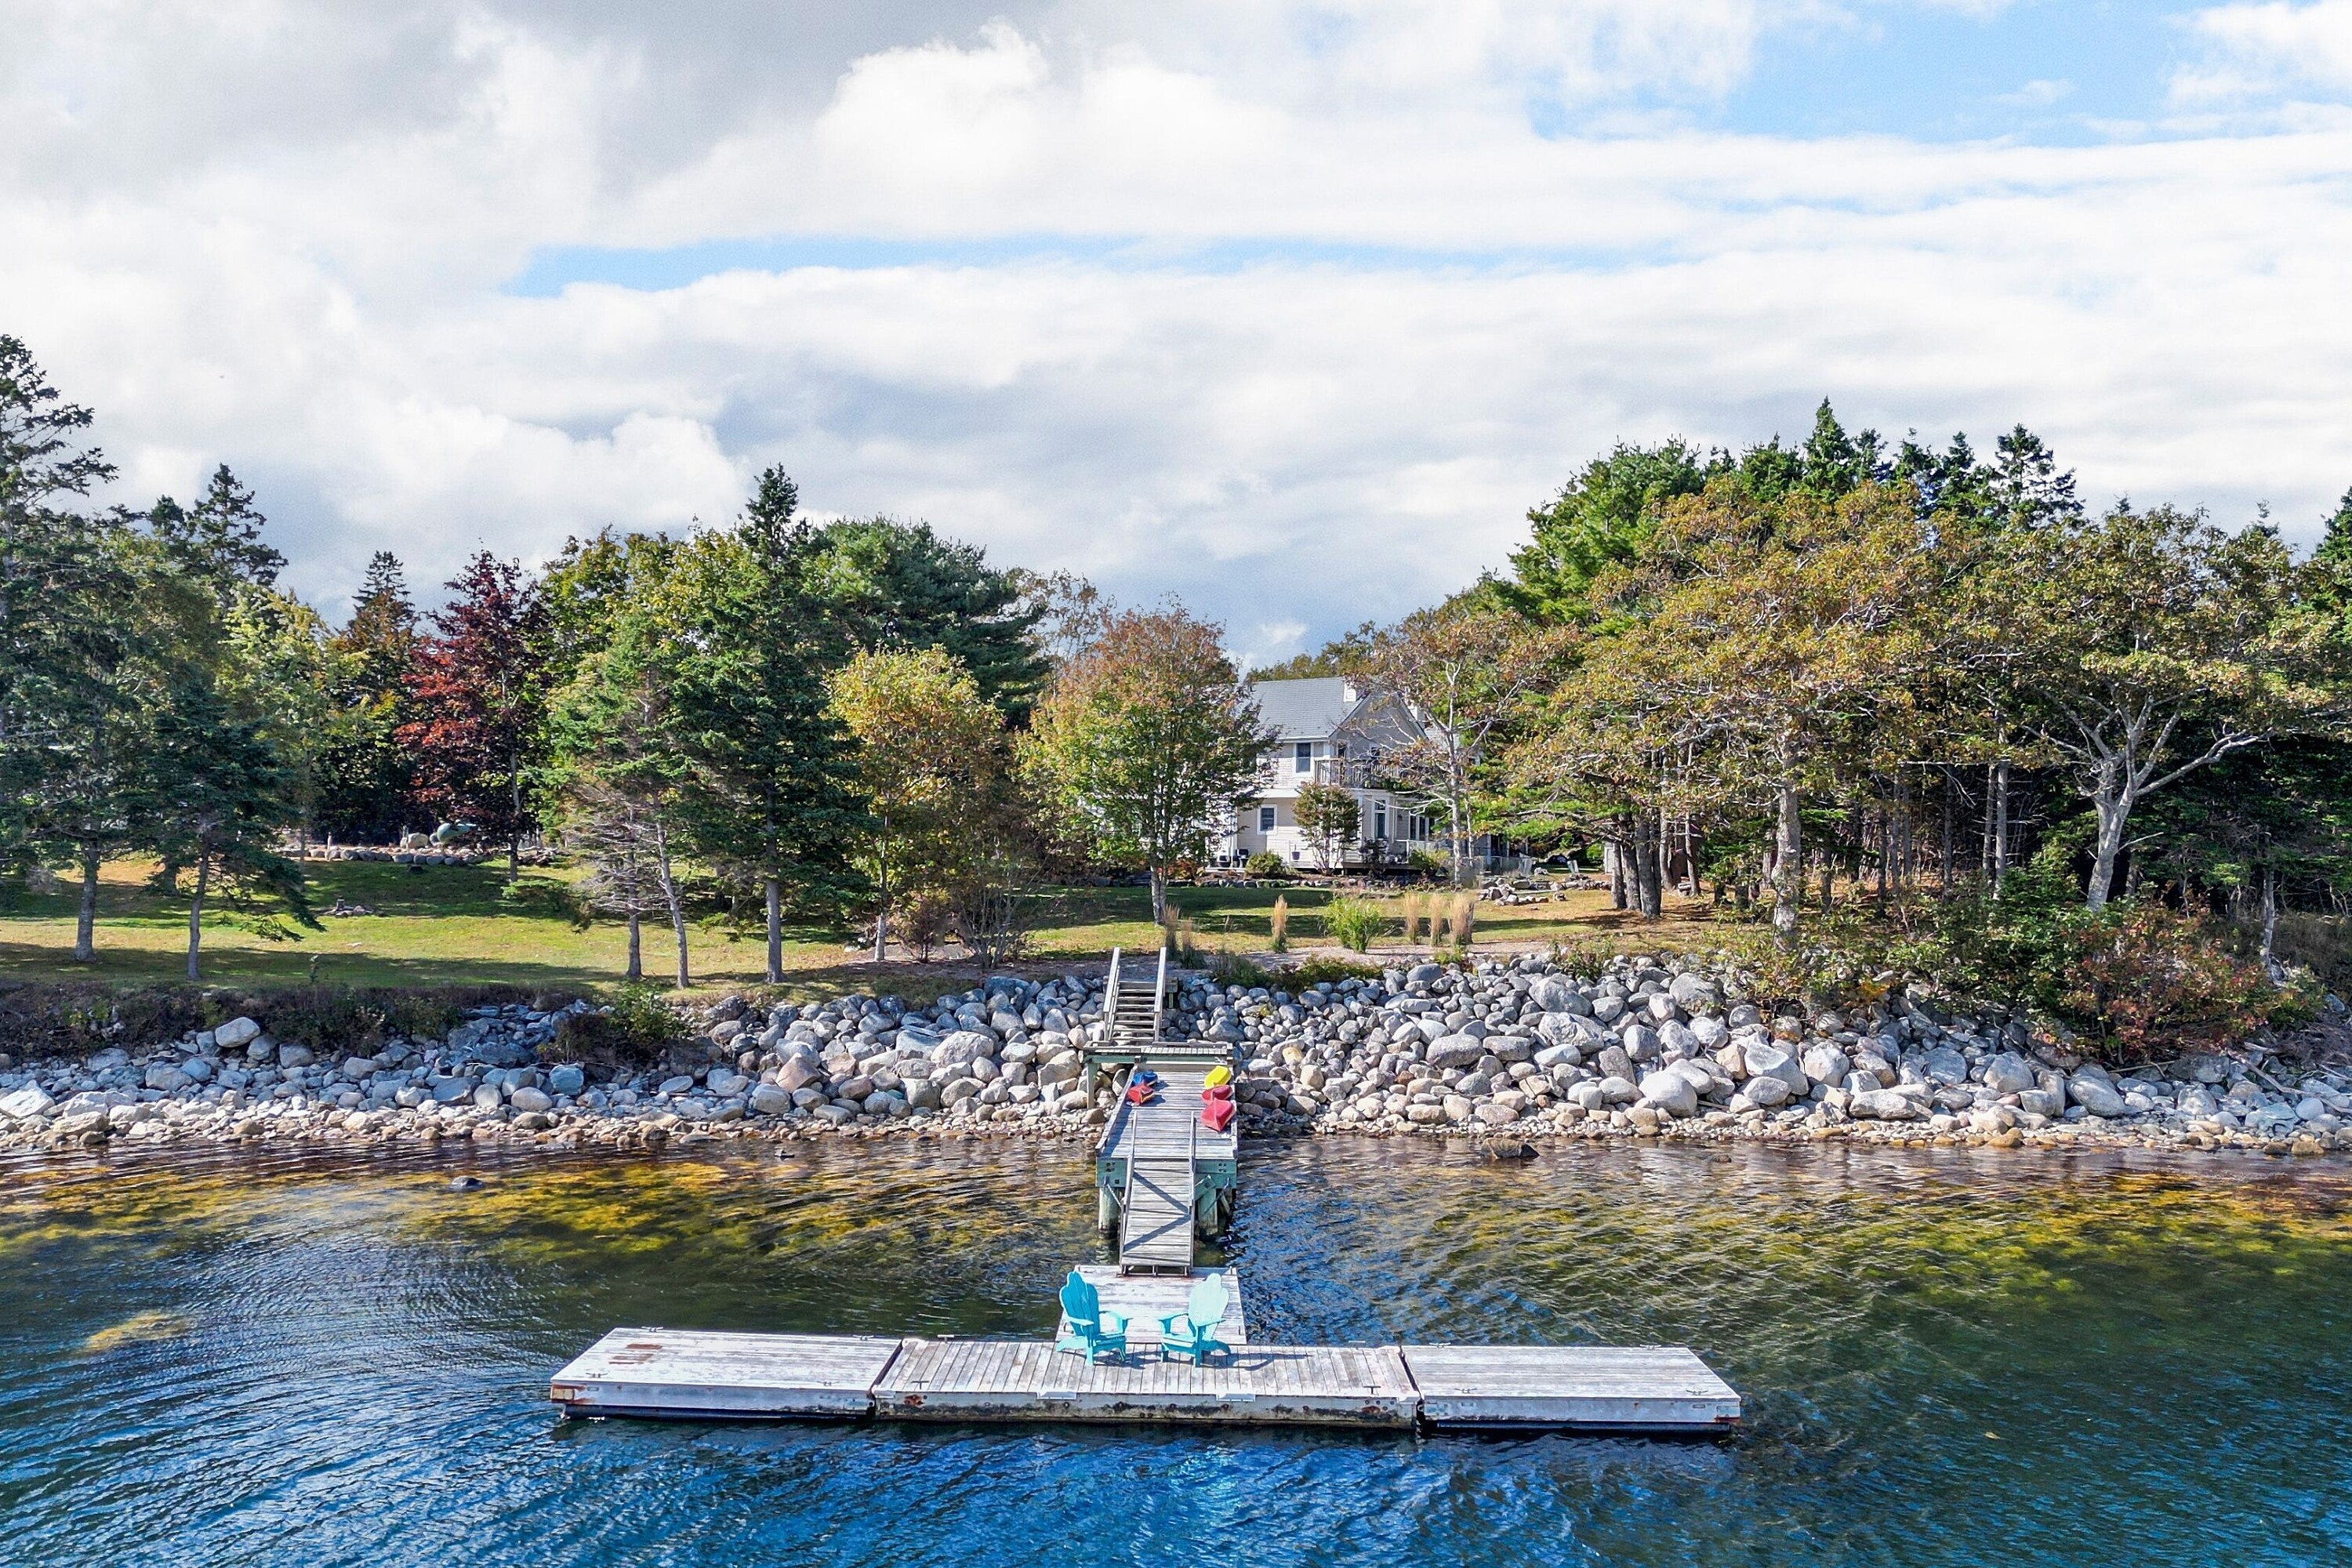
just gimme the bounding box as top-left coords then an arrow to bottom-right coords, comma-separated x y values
1399,1345 -> 1740,1432
550,1329 -> 902,1418
1058,1265 -> 1249,1348
873,1340 -> 1416,1427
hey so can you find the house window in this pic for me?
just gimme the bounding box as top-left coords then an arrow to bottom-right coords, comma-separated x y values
1294,742 -> 1312,773
1259,805 -> 1276,833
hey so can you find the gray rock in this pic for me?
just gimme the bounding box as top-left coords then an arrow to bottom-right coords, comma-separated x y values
931,1030 -> 997,1068
1739,1039 -> 1810,1098
1668,972 -> 1719,1011
548,1065 -> 585,1096
471,1083 -> 503,1111
1597,1075 -> 1640,1105
1531,978 -> 1590,1014
2018,1087 -> 2065,1117
1689,1016 -> 1730,1050
214,1017 -> 262,1049
278,1044 -> 315,1070
180,1058 -> 215,1083
1591,995 -> 1627,1025
706,1070 -> 750,1098
1425,1035 -> 1486,1072
1533,1041 -> 1581,1070
509,1086 -> 554,1113
433,1078 -> 473,1103
750,1083 -> 794,1115
1597,1044 -> 1635,1080
1620,1025 -> 1659,1062
0,1085 -> 56,1120
1916,1046 -> 1970,1086
1743,1075 -> 1792,1108
1849,1088 -> 1922,1120
1981,1051 -> 2038,1094
775,1056 -> 822,1093
1638,1071 -> 1697,1117
1799,1044 -> 1851,1087
1406,964 -> 1444,985
2068,1075 -> 2128,1118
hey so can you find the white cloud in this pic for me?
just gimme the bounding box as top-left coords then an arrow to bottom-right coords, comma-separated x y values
2174,1 -> 2352,103
5,3 -> 2351,640
2000,77 -> 2073,107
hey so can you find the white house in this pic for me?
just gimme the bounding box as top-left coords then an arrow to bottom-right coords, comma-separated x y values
1219,676 -> 1534,873
1218,677 -> 1439,869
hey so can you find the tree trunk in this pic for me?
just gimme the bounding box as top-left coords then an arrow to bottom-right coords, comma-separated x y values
2085,782 -> 2130,909
1771,781 -> 1802,942
626,908 -> 642,981
186,851 -> 211,983
1149,864 -> 1167,926
655,826 -> 690,988
765,876 -> 783,984
1940,767 -> 1955,890
74,852 -> 100,962
1632,812 -> 1663,920
508,744 -> 524,881
1991,760 -> 2012,892
1605,834 -> 1628,910
2260,862 -> 2281,974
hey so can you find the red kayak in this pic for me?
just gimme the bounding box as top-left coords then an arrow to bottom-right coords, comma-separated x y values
1200,1097 -> 1236,1132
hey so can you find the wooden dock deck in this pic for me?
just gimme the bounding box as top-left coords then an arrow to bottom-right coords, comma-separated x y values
1055,1265 -> 1248,1350
550,1327 -> 1740,1432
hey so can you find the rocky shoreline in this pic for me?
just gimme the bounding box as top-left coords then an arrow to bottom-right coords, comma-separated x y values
3,953 -> 2348,1161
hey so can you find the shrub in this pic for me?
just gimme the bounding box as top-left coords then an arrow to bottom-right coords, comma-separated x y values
1210,952 -> 1276,989
1288,954 -> 1384,985
551,981 -> 686,1069
2056,902 -> 2287,1062
1322,895 -> 1387,953
1269,894 -> 1290,953
1245,851 -> 1290,879
1406,848 -> 1448,877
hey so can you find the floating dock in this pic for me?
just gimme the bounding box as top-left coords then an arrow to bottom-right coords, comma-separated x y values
551,1324 -> 1740,1432
553,948 -> 1744,1436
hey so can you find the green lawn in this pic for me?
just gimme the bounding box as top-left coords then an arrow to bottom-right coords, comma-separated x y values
0,858 -> 1734,1001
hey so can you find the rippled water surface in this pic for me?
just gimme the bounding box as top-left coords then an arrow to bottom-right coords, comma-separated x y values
5,1137 -> 2350,1566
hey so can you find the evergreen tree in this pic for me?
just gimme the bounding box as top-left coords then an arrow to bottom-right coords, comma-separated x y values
315,551 -> 419,842
1508,439 -> 1710,620
797,514 -> 1049,719
655,469 -> 868,981
151,464 -> 285,597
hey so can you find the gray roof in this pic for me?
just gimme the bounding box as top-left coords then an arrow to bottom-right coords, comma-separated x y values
1249,677 -> 1363,741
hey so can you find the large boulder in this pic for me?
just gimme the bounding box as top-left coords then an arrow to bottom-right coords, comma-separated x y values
1668,972 -> 1719,1011
1799,1044 -> 1852,1088
1740,1039 -> 1810,1098
1741,1075 -> 1792,1108
1637,1070 -> 1697,1117
1425,1035 -> 1486,1073
1849,1088 -> 1923,1120
1620,1025 -> 1660,1063
775,1056 -> 822,1093
214,1016 -> 262,1049
0,1085 -> 56,1120
1596,1075 -> 1641,1105
2068,1075 -> 2128,1118
1688,1016 -> 1730,1050
1915,1046 -> 1970,1086
931,1030 -> 997,1069
1981,1052 -> 2038,1095
750,1083 -> 794,1116
1596,1044 -> 1635,1081
1530,977 -> 1588,1014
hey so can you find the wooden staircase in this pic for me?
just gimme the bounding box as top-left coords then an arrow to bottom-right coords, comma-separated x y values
1102,946 -> 1165,1049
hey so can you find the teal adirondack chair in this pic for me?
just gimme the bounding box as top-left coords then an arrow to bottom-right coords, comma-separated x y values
1157,1274 -> 1231,1365
1055,1272 -> 1128,1362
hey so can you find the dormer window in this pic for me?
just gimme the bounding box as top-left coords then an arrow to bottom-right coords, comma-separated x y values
1294,742 -> 1312,772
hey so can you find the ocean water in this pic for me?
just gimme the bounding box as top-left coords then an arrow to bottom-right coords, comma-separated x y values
3,1138 -> 2347,1566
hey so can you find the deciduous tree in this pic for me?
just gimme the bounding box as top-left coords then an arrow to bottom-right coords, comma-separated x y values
400,552 -> 547,877
1022,605 -> 1267,923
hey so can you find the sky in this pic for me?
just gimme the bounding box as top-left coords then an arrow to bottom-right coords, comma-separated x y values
8,0 -> 2352,670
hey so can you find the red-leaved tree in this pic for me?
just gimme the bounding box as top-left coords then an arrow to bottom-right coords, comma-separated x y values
399,553 -> 546,877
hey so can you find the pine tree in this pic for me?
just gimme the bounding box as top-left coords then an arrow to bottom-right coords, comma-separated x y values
399,553 -> 547,876
656,469 -> 868,982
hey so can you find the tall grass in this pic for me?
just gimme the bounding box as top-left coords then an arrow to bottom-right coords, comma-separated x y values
1322,895 -> 1387,953
1399,891 -> 1428,947
1269,894 -> 1290,954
